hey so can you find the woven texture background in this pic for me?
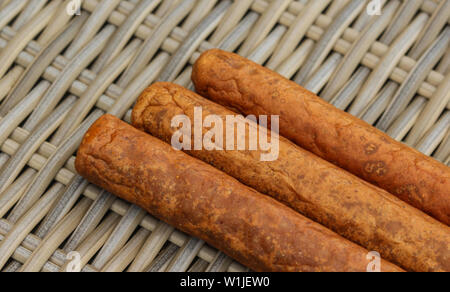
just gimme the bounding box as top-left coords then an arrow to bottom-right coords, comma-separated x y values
0,0 -> 448,272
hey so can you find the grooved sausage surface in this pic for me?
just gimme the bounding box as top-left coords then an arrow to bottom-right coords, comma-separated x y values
191,49 -> 450,226
75,114 -> 403,272
132,83 -> 450,272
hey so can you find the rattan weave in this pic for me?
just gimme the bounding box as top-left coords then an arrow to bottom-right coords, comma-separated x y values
0,0 -> 448,272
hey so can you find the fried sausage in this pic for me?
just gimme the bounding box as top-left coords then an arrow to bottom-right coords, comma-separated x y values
132,82 -> 450,272
75,114 -> 403,272
191,49 -> 450,226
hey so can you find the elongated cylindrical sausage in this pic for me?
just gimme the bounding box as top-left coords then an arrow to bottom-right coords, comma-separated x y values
192,49 -> 450,226
132,82 -> 450,272
75,114 -> 403,272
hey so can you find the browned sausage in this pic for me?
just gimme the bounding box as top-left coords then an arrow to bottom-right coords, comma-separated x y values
75,114 -> 403,272
132,82 -> 450,272
191,49 -> 450,226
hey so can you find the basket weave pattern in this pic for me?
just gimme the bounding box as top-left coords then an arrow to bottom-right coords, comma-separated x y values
0,0 -> 448,272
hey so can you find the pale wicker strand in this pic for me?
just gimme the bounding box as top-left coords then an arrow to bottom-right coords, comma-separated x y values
7,110 -> 103,224
0,153 -> 10,169
330,66 -> 371,110
0,66 -> 23,103
218,11 -> 259,51
36,0 -> 74,45
157,0 -> 232,82
182,0 -> 218,33
166,238 -> 205,272
381,0 -> 425,45
0,0 -> 60,79
154,0 -> 179,17
0,219 -> 67,272
118,0 -> 196,87
349,13 -> 430,117
0,82 -> 49,153
147,244 -> 179,272
64,0 -> 120,59
2,261 -> 23,272
362,82 -> 399,125
238,0 -> 291,57
275,39 -> 315,79
90,0 -> 160,73
36,179 -> 90,240
0,0 -> 27,32
377,27 -> 450,131
409,0 -> 450,60
0,14 -> 88,116
206,252 -> 234,272
434,131 -> 450,162
0,169 -> 36,219
23,25 -> 115,132
248,25 -> 287,64
324,0 -> 349,18
267,0 -> 331,70
304,52 -> 342,94
386,97 -> 428,141
108,52 -> 170,117
437,49 -> 450,74
209,0 -> 253,46
91,205 -> 146,270
19,197 -> 93,272
188,259 -> 210,272
128,222 -> 175,272
51,38 -> 142,145
0,183 -> 63,269
101,228 -> 150,272
352,0 -> 386,31
414,111 -> 450,155
12,0 -> 48,31
294,0 -> 366,84
0,95 -> 76,198
60,213 -> 120,272
62,191 -> 116,253
406,72 -> 450,146
321,0 -> 400,101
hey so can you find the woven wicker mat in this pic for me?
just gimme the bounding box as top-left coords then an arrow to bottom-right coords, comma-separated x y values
0,0 -> 448,272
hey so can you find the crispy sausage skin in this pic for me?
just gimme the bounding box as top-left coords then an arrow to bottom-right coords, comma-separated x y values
75,114 -> 403,272
132,83 -> 450,272
191,49 -> 450,226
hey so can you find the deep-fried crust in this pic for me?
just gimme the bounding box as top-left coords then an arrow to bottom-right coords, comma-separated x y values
76,114 -> 403,272
192,49 -> 450,226
132,82 -> 450,272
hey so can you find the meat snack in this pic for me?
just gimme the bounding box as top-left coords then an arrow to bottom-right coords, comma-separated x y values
132,82 -> 450,272
191,49 -> 450,226
75,114 -> 403,272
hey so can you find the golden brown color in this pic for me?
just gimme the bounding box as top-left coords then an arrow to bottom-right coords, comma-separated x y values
132,82 -> 450,272
75,114 -> 403,272
192,49 -> 450,226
